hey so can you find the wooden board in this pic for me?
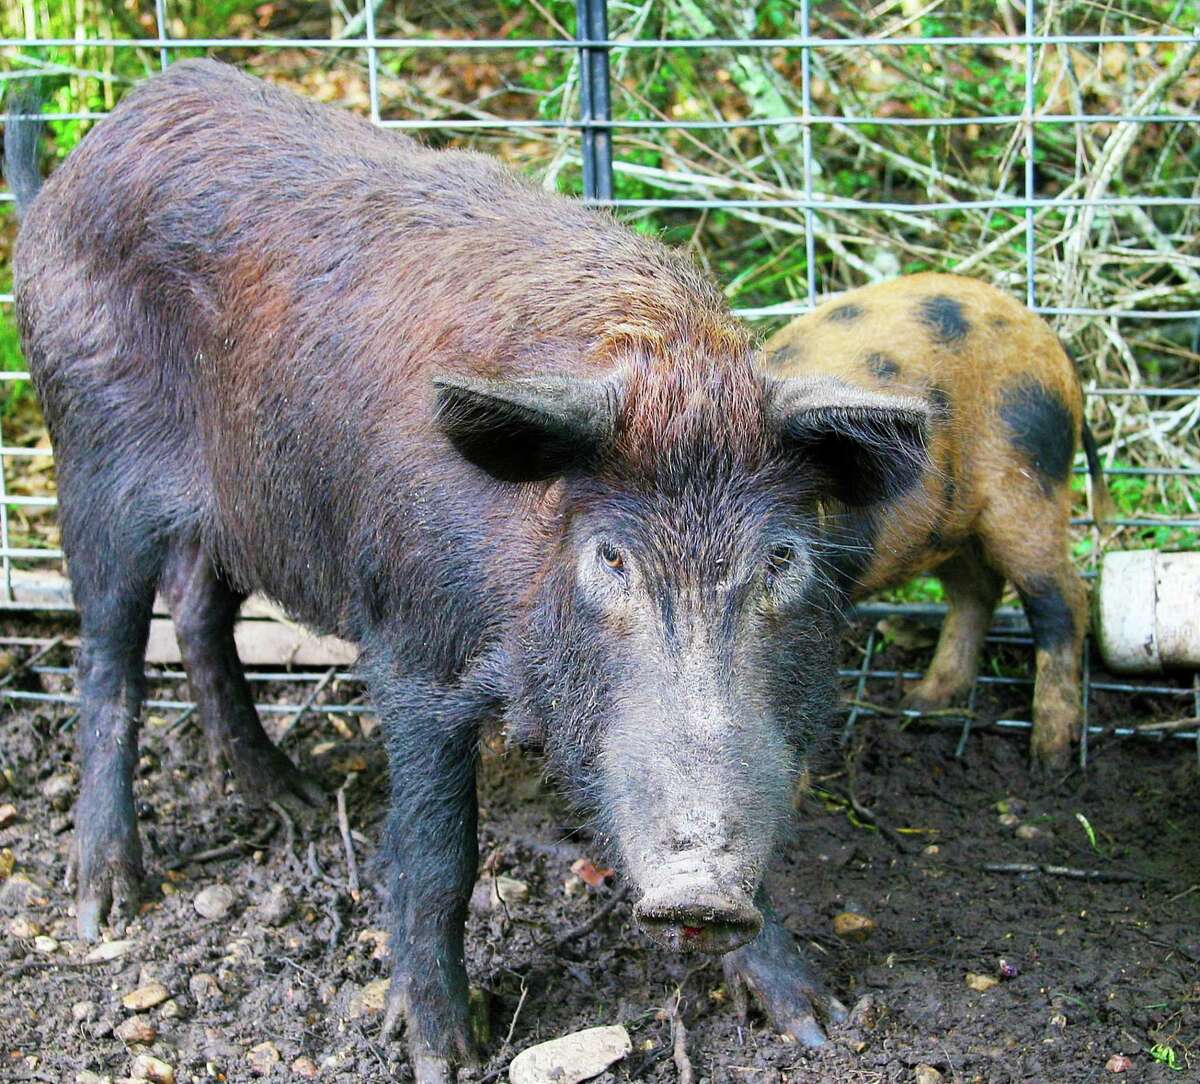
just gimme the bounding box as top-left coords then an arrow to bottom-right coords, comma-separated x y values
6,569 -> 357,666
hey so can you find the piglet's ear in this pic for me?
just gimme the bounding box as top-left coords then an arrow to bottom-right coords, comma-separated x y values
769,377 -> 931,506
434,374 -> 615,483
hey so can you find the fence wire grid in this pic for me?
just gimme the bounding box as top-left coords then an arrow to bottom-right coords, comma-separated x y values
0,1 -> 1197,760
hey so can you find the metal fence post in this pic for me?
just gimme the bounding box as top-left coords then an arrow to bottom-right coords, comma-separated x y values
576,0 -> 613,201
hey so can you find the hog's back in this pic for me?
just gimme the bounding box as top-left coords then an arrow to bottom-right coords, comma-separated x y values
14,60 -> 708,654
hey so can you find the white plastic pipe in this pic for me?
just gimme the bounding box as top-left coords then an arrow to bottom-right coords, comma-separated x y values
1094,551 -> 1200,674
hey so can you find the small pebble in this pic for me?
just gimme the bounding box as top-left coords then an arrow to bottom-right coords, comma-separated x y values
84,939 -> 135,964
247,1041 -> 281,1076
347,978 -> 390,1019
122,981 -> 170,1012
356,928 -> 389,959
998,958 -> 1019,980
922,844 -> 940,857
965,972 -> 998,993
847,994 -> 880,1031
75,1073 -> 110,1084
508,1025 -> 632,1084
291,1056 -> 319,1078
832,911 -> 876,941
1015,824 -> 1041,841
194,884 -> 235,921
257,884 -> 292,927
72,1001 -> 98,1024
1105,1054 -> 1133,1073
494,875 -> 529,906
40,773 -> 75,810
1049,1012 -> 1068,1030
0,872 -> 43,911
8,916 -> 41,939
914,1066 -> 943,1084
0,804 -> 17,829
158,999 -> 182,1021
33,934 -> 59,954
130,1055 -> 174,1084
115,1015 -> 157,1044
998,813 -> 1020,828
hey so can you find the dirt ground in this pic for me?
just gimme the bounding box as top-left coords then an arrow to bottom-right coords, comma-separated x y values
1,616 -> 1197,1084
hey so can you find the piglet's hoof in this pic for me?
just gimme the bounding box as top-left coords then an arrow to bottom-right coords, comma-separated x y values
899,683 -> 960,715
68,840 -> 143,942
723,938 -> 847,1048
1029,733 -> 1072,774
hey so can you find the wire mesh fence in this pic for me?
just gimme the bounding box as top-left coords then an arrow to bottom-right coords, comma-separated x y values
0,1 -> 1197,755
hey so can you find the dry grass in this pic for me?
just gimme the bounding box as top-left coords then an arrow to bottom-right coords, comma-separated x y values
1,0 -> 1197,575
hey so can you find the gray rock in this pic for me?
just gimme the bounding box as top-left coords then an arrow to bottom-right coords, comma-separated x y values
508,1025 -> 632,1084
193,884 -> 235,921
256,884 -> 291,927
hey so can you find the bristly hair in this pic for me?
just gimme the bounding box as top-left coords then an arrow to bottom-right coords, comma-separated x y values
602,315 -> 770,486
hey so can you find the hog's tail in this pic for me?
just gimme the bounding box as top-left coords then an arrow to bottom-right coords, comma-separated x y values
1081,420 -> 1114,527
3,85 -> 46,217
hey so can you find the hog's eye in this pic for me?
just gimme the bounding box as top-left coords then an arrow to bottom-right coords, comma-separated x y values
765,543 -> 796,583
598,542 -> 625,575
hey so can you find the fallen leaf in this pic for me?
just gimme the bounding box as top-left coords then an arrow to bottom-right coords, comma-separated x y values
965,972 -> 998,993
570,858 -> 614,889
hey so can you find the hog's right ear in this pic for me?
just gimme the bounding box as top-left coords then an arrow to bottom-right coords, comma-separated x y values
769,376 -> 931,506
434,374 -> 615,483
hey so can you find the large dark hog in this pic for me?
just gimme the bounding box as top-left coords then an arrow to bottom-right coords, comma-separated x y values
762,274 -> 1110,770
8,60 -> 929,1081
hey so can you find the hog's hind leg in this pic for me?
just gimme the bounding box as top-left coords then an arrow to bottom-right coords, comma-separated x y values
67,539 -> 163,940
901,545 -> 1004,714
160,539 -> 323,812
723,891 -> 848,1047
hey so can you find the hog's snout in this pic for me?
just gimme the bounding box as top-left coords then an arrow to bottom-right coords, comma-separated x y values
634,885 -> 762,955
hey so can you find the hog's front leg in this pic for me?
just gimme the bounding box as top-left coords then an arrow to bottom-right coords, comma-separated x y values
365,665 -> 483,1084
722,891 -> 847,1048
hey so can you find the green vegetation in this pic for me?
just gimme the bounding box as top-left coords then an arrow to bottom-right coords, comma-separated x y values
1,0 -> 1196,565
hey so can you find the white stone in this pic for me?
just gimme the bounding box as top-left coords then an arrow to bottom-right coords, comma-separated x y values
508,1025 -> 631,1084
84,939 -> 135,963
194,884 -> 235,920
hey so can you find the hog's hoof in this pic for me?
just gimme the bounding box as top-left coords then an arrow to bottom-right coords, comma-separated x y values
383,985 -> 480,1082
210,738 -> 325,816
723,942 -> 847,1049
68,839 -> 143,942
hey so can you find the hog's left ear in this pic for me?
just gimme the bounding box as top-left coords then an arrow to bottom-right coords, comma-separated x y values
768,377 -> 931,506
434,374 -> 615,483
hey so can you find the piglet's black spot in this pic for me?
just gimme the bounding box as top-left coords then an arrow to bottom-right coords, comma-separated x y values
867,353 -> 900,381
918,295 -> 971,343
928,385 -> 951,423
768,346 -> 799,368
1016,576 -> 1075,651
826,303 -> 864,323
999,377 -> 1073,495
990,316 -> 1010,329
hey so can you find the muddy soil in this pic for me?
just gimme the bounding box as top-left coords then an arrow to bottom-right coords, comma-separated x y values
1,617 -> 1197,1084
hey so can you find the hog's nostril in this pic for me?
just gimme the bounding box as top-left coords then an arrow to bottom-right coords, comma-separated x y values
634,888 -> 762,955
